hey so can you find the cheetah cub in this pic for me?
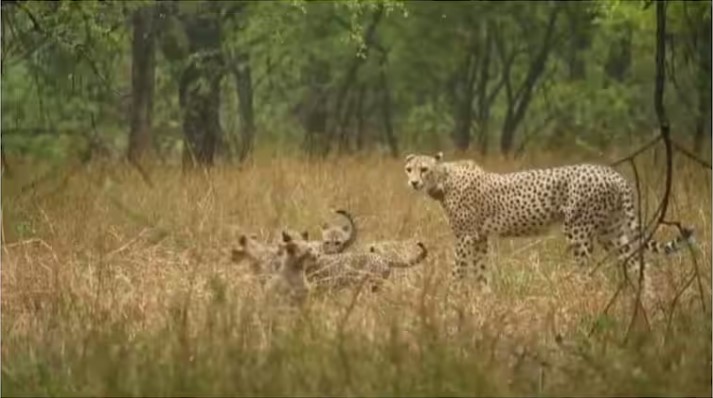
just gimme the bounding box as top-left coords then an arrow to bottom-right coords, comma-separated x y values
230,209 -> 358,279
264,230 -> 318,306
231,230 -> 309,279
308,241 -> 428,292
315,209 -> 358,254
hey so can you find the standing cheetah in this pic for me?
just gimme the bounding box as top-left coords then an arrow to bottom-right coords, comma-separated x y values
404,152 -> 694,287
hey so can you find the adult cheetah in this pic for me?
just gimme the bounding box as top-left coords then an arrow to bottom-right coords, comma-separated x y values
404,152 -> 694,287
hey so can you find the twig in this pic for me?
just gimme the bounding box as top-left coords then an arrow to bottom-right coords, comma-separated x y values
671,140 -> 712,170
624,0 -> 674,343
661,220 -> 707,314
625,154 -> 652,340
587,281 -> 625,338
610,135 -> 661,167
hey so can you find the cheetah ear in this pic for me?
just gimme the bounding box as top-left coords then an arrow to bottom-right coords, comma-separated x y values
434,152 -> 443,162
405,154 -> 415,163
301,230 -> 309,240
281,230 -> 293,243
284,242 -> 297,256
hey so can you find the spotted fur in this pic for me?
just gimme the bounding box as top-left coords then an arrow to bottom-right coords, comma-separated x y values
231,209 -> 358,278
404,152 -> 695,287
307,241 -> 428,292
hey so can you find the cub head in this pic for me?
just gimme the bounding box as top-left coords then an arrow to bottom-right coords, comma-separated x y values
231,233 -> 265,274
231,233 -> 260,263
404,152 -> 444,192
317,209 -> 357,254
320,224 -> 351,254
279,230 -> 316,272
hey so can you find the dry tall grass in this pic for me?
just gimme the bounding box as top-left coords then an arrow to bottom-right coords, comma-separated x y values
2,149 -> 711,396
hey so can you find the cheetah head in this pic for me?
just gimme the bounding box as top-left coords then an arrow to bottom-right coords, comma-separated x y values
404,152 -> 444,194
320,224 -> 351,254
231,233 -> 261,262
279,230 -> 317,272
319,209 -> 357,254
231,233 -> 267,274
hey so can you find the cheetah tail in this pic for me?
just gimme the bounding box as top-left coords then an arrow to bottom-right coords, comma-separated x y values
646,227 -> 696,255
389,242 -> 428,269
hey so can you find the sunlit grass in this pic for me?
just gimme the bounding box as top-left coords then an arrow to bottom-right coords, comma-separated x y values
2,149 -> 711,396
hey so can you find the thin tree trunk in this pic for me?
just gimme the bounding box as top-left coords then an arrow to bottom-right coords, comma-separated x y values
1,145 -> 10,177
564,4 -> 592,81
181,65 -> 222,168
379,62 -> 398,158
355,85 -> 366,152
128,5 -> 156,164
180,14 -> 223,169
475,22 -> 494,155
451,51 -> 478,152
324,5 -> 384,156
693,14 -> 711,153
234,52 -> 255,162
604,23 -> 632,83
300,59 -> 330,156
337,91 -> 356,154
500,4 -> 560,155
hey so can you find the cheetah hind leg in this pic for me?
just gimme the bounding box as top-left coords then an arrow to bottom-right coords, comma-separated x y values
595,218 -> 657,308
563,219 -> 595,268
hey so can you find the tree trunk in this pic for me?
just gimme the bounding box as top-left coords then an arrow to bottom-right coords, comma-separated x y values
180,65 -> 222,168
1,144 -> 9,177
300,59 -> 330,156
500,4 -> 560,155
693,13 -> 712,153
128,5 -> 156,164
604,23 -> 632,83
475,22 -> 494,155
337,91 -> 356,154
378,57 -> 398,158
451,52 -> 477,152
564,4 -> 592,81
180,14 -> 223,169
355,84 -> 366,152
325,5 -> 384,156
234,52 -> 255,162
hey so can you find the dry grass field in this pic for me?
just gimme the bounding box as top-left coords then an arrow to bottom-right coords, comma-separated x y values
2,148 -> 711,396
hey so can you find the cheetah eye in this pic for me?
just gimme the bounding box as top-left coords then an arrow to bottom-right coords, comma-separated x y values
420,167 -> 428,173
406,167 -> 412,173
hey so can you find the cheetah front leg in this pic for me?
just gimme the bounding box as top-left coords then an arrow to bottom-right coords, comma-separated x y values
452,234 -> 489,288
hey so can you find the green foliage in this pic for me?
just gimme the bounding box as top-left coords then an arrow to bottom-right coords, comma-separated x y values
1,0 -> 709,161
